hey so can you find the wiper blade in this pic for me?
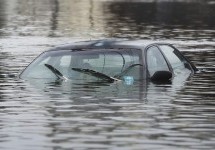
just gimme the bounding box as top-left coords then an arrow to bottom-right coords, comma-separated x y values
71,68 -> 120,83
114,64 -> 143,78
45,64 -> 68,80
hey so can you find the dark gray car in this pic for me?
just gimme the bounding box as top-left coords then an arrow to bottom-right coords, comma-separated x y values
19,39 -> 197,83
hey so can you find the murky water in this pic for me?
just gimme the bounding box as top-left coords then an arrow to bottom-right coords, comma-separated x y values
1,0 -> 215,149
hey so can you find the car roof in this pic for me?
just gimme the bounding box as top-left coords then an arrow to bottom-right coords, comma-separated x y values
48,39 -> 171,52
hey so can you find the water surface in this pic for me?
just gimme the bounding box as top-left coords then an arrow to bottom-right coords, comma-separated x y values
0,0 -> 215,149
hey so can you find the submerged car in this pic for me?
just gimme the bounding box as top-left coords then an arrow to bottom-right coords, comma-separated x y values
19,39 -> 197,83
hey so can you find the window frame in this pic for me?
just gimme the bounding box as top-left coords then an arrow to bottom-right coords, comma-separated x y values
145,45 -> 173,78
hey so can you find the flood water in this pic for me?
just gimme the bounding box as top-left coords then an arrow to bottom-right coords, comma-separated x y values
1,0 -> 215,149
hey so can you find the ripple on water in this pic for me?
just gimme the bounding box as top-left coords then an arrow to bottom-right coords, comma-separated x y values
1,0 -> 215,149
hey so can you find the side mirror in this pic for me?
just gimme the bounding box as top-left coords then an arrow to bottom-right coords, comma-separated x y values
151,71 -> 172,81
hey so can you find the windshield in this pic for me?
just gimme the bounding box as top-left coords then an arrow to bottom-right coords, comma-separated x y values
20,49 -> 143,81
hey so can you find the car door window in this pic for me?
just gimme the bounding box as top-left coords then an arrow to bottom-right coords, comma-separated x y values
159,45 -> 190,74
147,46 -> 169,77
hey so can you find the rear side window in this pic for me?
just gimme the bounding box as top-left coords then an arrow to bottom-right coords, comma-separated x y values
159,45 -> 190,74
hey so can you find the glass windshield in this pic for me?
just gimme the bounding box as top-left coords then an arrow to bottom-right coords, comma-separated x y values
20,49 -> 142,81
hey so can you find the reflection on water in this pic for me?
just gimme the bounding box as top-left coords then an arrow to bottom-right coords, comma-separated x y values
105,1 -> 215,39
0,0 -> 5,36
0,0 -> 215,149
2,0 -> 215,39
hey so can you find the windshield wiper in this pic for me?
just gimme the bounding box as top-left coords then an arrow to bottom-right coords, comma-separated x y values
45,64 -> 68,80
114,64 -> 143,79
71,68 -> 120,83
